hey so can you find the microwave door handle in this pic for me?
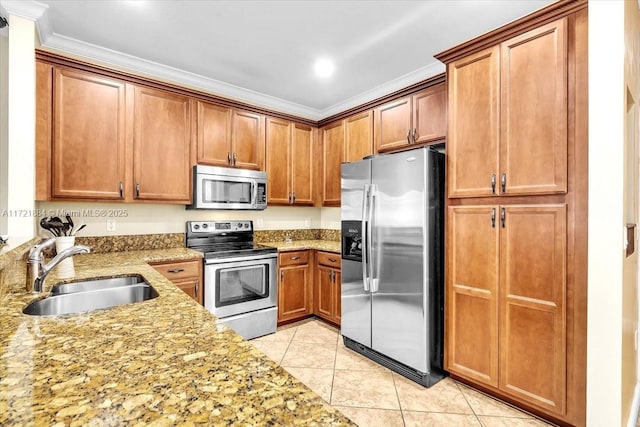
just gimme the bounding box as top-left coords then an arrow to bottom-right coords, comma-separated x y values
361,184 -> 370,292
251,181 -> 258,206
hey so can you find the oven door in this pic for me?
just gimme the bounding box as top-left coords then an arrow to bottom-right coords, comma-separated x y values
204,253 -> 277,318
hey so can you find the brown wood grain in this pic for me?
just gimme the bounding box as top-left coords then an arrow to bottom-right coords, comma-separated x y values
265,117 -> 291,205
344,110 -> 373,163
291,123 -> 315,205
232,109 -> 264,171
321,120 -> 344,206
413,84 -> 447,144
35,61 -> 52,201
196,100 -> 232,167
374,96 -> 412,153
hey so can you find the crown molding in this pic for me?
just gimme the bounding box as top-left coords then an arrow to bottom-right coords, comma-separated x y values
0,1 -> 50,41
317,61 -> 445,119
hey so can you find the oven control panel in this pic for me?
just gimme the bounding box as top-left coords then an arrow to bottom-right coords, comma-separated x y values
188,221 -> 253,233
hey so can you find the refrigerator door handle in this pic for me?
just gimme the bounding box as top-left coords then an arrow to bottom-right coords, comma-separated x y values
361,184 -> 371,292
368,184 -> 377,293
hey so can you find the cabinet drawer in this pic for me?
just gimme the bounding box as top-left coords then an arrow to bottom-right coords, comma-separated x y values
317,251 -> 341,268
279,250 -> 309,266
152,260 -> 200,281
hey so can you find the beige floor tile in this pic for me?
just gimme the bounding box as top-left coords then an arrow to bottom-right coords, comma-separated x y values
249,340 -> 290,364
477,416 -> 554,426
282,367 -> 334,402
292,320 -> 339,344
251,326 -> 297,343
403,411 -> 481,426
331,369 -> 400,410
281,341 -> 337,369
394,375 -> 473,414
334,406 -> 404,427
334,345 -> 387,372
458,384 -> 533,418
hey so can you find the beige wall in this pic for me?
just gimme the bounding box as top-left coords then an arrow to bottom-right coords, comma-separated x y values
622,0 -> 640,423
587,0 -> 626,425
35,201 -> 340,237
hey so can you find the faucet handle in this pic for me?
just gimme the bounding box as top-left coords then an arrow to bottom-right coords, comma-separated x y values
28,238 -> 56,261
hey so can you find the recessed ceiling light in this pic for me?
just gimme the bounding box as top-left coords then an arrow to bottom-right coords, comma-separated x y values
314,58 -> 335,78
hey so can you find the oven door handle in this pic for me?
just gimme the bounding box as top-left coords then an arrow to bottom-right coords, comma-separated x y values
204,252 -> 277,265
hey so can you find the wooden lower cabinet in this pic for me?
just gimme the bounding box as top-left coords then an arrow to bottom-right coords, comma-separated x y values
151,259 -> 203,305
315,251 -> 342,325
277,250 -> 342,326
277,251 -> 312,323
447,204 -> 567,418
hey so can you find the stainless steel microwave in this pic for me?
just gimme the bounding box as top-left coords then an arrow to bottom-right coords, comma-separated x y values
187,165 -> 267,210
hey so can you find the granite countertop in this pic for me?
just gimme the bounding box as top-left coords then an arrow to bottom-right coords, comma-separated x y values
265,240 -> 341,254
0,247 -> 352,426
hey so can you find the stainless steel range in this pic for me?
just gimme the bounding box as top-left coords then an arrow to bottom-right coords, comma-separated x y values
186,220 -> 277,340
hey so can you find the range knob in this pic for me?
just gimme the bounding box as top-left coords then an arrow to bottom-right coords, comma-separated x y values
193,224 -> 200,230
202,223 -> 208,229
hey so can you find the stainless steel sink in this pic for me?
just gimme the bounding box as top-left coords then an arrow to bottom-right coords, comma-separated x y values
23,276 -> 159,316
50,275 -> 147,295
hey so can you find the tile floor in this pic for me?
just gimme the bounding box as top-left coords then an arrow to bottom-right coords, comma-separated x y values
250,319 -> 554,427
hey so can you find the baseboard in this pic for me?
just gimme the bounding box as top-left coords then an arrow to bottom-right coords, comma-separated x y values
627,382 -> 640,427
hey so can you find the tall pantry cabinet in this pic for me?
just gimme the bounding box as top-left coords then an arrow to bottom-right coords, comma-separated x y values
436,2 -> 587,426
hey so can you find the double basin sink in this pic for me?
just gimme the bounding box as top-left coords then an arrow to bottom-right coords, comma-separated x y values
23,275 -> 159,316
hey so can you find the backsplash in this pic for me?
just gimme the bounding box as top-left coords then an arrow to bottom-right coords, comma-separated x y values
74,233 -> 185,253
254,229 -> 340,243
0,238 -> 38,301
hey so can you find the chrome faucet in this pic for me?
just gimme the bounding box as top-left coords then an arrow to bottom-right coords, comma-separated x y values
26,238 -> 91,293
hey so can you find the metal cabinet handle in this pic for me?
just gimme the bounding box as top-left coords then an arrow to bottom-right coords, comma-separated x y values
328,258 -> 337,262
501,173 -> 507,193
490,174 -> 496,194
292,192 -> 296,204
500,207 -> 506,228
406,129 -> 411,144
135,183 -> 140,198
194,280 -> 199,297
491,208 -> 496,228
227,152 -> 232,165
167,268 -> 185,273
290,256 -> 301,260
280,270 -> 284,281
232,152 -> 237,166
330,270 -> 335,282
412,128 -> 417,143
288,192 -> 292,204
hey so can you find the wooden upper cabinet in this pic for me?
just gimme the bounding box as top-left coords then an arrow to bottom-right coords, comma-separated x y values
448,18 -> 568,199
499,204 -> 566,414
413,85 -> 447,144
374,83 -> 447,154
232,109 -> 264,170
133,86 -> 192,203
35,62 -> 52,201
344,110 -> 373,163
322,120 -> 344,206
266,117 -> 291,204
196,101 -> 232,167
291,123 -> 314,205
500,19 -> 567,196
374,97 -> 412,152
448,46 -> 501,198
197,102 -> 264,170
447,205 -> 499,387
51,68 -> 127,200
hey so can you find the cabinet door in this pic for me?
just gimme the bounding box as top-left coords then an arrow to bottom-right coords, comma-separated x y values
278,264 -> 311,322
333,269 -> 342,325
500,19 -> 567,196
196,101 -> 232,167
448,47 -> 500,198
322,121 -> 344,206
316,265 -> 334,321
413,84 -> 446,144
174,278 -> 203,305
52,68 -> 126,199
344,110 -> 373,163
499,205 -> 566,414
232,109 -> 264,170
133,86 -> 192,202
291,123 -> 314,205
374,97 -> 412,153
266,117 -> 291,204
447,206 -> 499,387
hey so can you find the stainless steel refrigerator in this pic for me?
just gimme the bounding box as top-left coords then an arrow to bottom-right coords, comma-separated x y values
341,147 -> 446,387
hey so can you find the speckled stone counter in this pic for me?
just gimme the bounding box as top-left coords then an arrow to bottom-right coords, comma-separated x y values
0,248 -> 353,426
266,240 -> 341,254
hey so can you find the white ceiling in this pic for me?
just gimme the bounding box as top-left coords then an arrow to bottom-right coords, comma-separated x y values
5,0 -> 555,120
